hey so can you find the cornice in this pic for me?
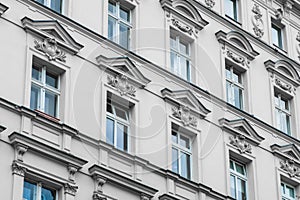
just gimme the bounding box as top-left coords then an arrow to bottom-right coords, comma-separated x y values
0,3 -> 8,16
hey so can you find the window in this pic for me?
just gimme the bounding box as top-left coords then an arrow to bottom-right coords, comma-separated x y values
226,65 -> 243,109
171,129 -> 191,179
30,63 -> 60,118
281,182 -> 296,200
230,160 -> 247,200
108,1 -> 132,49
106,95 -> 130,152
170,34 -> 191,81
275,92 -> 291,135
225,0 -> 239,21
272,23 -> 284,49
23,180 -> 57,200
35,0 -> 62,13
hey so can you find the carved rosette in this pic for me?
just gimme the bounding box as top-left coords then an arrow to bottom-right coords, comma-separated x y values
226,50 -> 245,65
107,74 -> 136,96
34,38 -> 66,62
205,0 -> 215,9
280,159 -> 300,178
12,162 -> 27,176
172,106 -> 197,127
251,4 -> 264,38
275,78 -> 293,92
229,135 -> 252,154
171,18 -> 194,35
64,183 -> 78,196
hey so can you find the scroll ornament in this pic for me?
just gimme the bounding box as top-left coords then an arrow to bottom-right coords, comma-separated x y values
251,4 -> 264,38
107,74 -> 136,96
34,38 -> 66,62
229,135 -> 252,154
172,105 -> 197,127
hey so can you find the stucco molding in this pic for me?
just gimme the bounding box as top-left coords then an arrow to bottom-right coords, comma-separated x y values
97,55 -> 151,90
161,88 -> 211,119
64,183 -> 78,196
14,143 -> 28,162
34,37 -> 66,62
0,3 -> 8,16
12,161 -> 27,177
271,144 -> 300,162
296,32 -> 300,61
205,0 -> 215,9
107,74 -> 136,96
251,4 -> 264,38
158,193 -> 181,200
280,159 -> 300,178
21,17 -> 84,55
219,118 -> 265,146
216,30 -> 259,62
89,165 -> 158,199
226,50 -> 245,65
172,105 -> 198,127
229,135 -> 252,154
68,165 -> 78,182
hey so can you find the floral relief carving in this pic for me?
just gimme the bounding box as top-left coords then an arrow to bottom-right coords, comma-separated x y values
107,74 -> 136,96
275,78 -> 292,92
251,4 -> 264,38
64,183 -> 78,196
34,38 -> 66,62
171,18 -> 194,35
172,105 -> 197,127
296,32 -> 300,61
226,50 -> 245,65
11,162 -> 27,176
280,159 -> 300,178
229,135 -> 252,154
205,0 -> 215,9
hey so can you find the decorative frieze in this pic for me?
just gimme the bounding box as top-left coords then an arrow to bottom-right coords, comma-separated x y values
172,106 -> 197,127
251,4 -> 264,38
107,74 -> 136,96
205,0 -> 215,9
64,183 -> 78,196
229,135 -> 252,154
275,78 -> 292,92
171,18 -> 193,35
280,159 -> 300,178
12,162 -> 27,177
226,50 -> 245,65
34,38 -> 66,62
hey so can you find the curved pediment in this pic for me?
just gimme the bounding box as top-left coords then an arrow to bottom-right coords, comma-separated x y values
219,118 -> 264,145
21,17 -> 83,54
216,30 -> 259,61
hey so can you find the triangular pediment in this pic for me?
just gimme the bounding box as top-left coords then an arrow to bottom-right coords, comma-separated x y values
161,88 -> 211,118
271,144 -> 300,161
96,55 -> 151,87
219,118 -> 264,145
21,17 -> 83,54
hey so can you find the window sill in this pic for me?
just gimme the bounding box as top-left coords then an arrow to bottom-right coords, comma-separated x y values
35,110 -> 60,123
273,44 -> 287,55
225,14 -> 242,27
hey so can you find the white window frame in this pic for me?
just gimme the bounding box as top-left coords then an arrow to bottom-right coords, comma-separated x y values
271,22 -> 284,50
106,101 -> 130,152
230,159 -> 248,200
171,129 -> 192,179
274,93 -> 291,135
281,182 -> 296,200
224,0 -> 239,21
30,65 -> 60,118
225,65 -> 244,109
170,34 -> 191,82
23,180 -> 58,200
35,0 -> 63,13
108,1 -> 132,49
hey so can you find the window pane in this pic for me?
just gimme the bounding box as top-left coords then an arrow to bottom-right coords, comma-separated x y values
235,163 -> 245,175
226,81 -> 232,104
172,131 -> 178,143
180,135 -> 190,149
170,52 -> 177,74
230,160 -> 234,170
106,103 -> 113,114
41,186 -> 56,200
232,71 -> 241,84
172,148 -> 179,173
50,0 -> 62,13
226,68 -> 231,79
108,16 -> 117,41
275,109 -> 281,130
119,23 -> 130,49
286,185 -> 295,198
30,85 -> 40,111
233,86 -> 243,109
230,175 -> 236,199
23,181 -> 37,200
120,7 -> 130,22
225,0 -> 237,20
179,41 -> 188,55
180,152 -> 191,179
32,66 -> 41,81
237,178 -> 247,200
108,2 -> 116,15
45,91 -> 58,117
116,123 -> 128,151
275,95 -> 280,106
170,37 -> 176,49
115,107 -> 128,120
106,117 -> 114,145
46,71 -> 58,89
180,56 -> 188,80
272,25 -> 282,48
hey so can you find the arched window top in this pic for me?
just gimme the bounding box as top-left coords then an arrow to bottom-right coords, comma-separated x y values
227,31 -> 256,54
172,0 -> 202,22
176,5 -> 194,19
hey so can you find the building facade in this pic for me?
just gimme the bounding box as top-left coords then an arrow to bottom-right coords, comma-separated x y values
1,0 -> 300,199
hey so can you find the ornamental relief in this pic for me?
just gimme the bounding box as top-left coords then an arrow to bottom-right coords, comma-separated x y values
107,74 -> 136,96
296,32 -> 300,61
226,50 -> 245,65
229,135 -> 252,154
280,159 -> 300,178
171,18 -> 194,35
172,105 -> 197,127
275,78 -> 293,92
205,0 -> 215,9
251,4 -> 264,38
34,38 -> 66,62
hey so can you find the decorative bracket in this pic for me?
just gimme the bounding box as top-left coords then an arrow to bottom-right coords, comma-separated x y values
172,105 -> 197,127
251,4 -> 264,38
15,144 -> 28,162
68,165 -> 78,182
107,74 -> 136,96
34,38 -> 66,62
280,159 -> 300,178
64,183 -> 78,196
229,135 -> 252,154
